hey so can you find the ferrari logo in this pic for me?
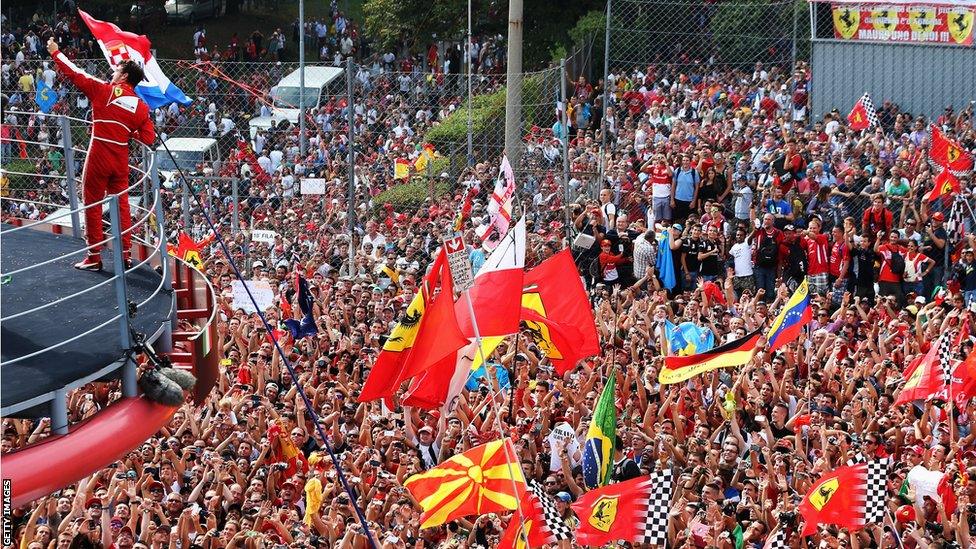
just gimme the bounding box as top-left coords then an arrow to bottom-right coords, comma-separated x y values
871,8 -> 897,32
810,477 -> 840,511
907,6 -> 937,34
113,86 -> 123,97
589,495 -> 618,532
948,145 -> 962,164
948,9 -> 974,44
515,519 -> 532,549
183,250 -> 204,270
521,291 -> 563,360
833,7 -> 860,39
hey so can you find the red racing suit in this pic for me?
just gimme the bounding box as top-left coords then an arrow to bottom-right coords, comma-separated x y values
53,52 -> 156,254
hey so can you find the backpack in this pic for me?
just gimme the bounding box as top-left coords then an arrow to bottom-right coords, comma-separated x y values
757,233 -> 778,267
889,250 -> 906,276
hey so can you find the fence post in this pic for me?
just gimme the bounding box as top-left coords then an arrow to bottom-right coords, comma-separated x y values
791,0 -> 799,71
59,115 -> 82,240
108,195 -> 136,397
346,57 -> 356,272
232,178 -> 240,234
561,58 -> 572,247
151,155 -> 170,295
51,389 -> 68,436
598,0 -> 612,199
181,179 -> 191,230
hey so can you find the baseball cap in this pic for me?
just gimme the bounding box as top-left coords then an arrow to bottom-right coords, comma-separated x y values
784,224 -> 796,231
932,212 -> 945,221
85,497 -> 102,509
252,260 -> 265,268
914,296 -> 927,305
418,426 -> 434,434
556,492 -> 572,503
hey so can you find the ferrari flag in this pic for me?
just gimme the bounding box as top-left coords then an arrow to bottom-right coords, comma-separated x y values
799,460 -> 888,536
571,476 -> 652,547
404,439 -> 526,529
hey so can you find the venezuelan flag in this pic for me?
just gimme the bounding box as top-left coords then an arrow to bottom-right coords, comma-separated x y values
582,370 -> 617,489
766,279 -> 812,352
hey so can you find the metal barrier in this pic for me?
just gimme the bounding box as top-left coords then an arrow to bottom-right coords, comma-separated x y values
0,113 -> 171,431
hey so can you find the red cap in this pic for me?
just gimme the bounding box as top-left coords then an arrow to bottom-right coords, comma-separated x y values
932,212 -> 945,221
85,497 -> 102,509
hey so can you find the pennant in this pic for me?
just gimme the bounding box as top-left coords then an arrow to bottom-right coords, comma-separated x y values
657,228 -> 676,290
847,93 -> 878,131
582,370 -> 617,490
35,80 -> 59,113
403,439 -> 526,529
766,279 -> 812,352
77,9 -> 192,109
659,330 -> 762,384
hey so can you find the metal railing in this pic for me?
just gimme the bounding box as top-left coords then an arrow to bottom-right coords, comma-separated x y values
0,114 -> 172,430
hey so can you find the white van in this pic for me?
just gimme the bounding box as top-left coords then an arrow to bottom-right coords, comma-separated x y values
156,137 -> 221,189
248,66 -> 345,139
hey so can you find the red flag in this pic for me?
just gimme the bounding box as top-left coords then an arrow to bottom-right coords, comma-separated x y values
926,168 -> 961,203
522,249 -> 600,373
930,125 -> 974,172
497,489 -> 562,549
403,439 -> 526,529
847,94 -> 876,131
571,476 -> 653,546
896,342 -> 945,405
799,464 -> 868,536
360,249 -> 467,404
454,217 -> 526,338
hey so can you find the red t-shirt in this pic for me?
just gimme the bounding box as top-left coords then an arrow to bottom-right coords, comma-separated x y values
877,243 -> 906,283
803,233 -> 830,276
829,241 -> 850,278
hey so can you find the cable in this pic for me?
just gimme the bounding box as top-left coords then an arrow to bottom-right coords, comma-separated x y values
155,138 -> 379,549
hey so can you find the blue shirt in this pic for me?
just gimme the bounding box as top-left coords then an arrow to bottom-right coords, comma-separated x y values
765,198 -> 791,217
673,168 -> 699,202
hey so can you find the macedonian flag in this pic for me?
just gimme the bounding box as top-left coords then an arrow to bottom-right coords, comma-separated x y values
404,439 -> 527,529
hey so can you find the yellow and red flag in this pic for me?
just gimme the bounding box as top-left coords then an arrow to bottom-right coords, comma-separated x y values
404,439 -> 526,529
930,124 -> 974,172
167,231 -> 213,270
393,158 -> 411,180
926,168 -> 962,203
799,463 -> 873,536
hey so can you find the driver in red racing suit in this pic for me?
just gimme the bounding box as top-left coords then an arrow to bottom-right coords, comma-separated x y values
48,38 -> 156,271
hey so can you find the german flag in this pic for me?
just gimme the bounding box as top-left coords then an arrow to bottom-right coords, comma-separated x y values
659,330 -> 761,385
404,439 -> 526,529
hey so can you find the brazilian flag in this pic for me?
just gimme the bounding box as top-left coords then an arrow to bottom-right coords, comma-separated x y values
582,370 -> 617,489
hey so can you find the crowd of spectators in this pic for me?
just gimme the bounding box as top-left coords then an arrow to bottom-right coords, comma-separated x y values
4,4 -> 976,549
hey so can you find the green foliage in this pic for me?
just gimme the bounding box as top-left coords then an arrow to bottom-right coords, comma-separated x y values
569,10 -> 606,46
425,86 -> 507,152
710,0 -> 798,68
3,159 -> 37,190
363,0 -> 466,52
373,178 -> 450,213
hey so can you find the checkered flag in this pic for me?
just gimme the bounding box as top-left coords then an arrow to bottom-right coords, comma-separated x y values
763,526 -> 789,549
863,458 -> 889,525
847,93 -> 880,130
527,480 -> 572,542
846,452 -> 866,466
640,469 -> 673,547
938,331 -> 954,385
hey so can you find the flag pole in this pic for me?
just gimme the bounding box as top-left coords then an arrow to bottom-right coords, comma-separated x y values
463,288 -> 528,542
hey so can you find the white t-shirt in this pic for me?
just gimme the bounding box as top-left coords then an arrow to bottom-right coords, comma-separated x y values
729,241 -> 754,276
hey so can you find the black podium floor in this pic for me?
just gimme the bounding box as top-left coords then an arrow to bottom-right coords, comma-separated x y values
1,224 -> 173,415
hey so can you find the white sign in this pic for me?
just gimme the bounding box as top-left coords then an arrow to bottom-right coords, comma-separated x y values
300,178 -> 327,195
546,421 -> 581,471
231,280 -> 275,314
251,229 -> 278,244
443,235 -> 473,291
